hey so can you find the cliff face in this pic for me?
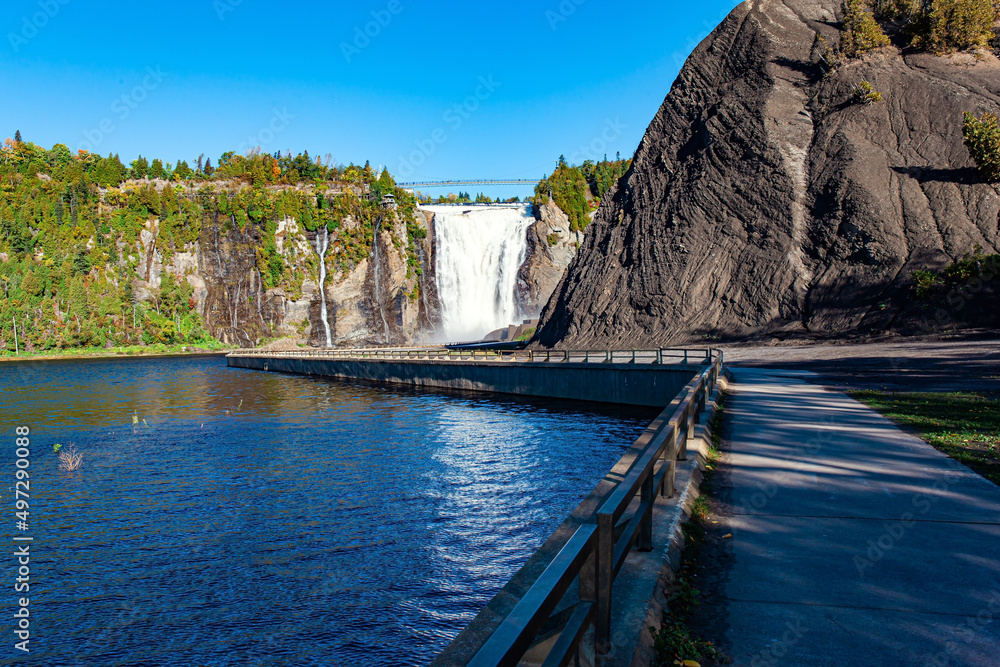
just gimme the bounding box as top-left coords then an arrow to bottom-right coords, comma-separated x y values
516,202 -> 586,318
535,0 -> 1000,348
136,205 -> 438,347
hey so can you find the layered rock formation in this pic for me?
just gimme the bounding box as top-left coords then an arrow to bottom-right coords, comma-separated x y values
534,0 -> 1000,348
516,201 -> 586,317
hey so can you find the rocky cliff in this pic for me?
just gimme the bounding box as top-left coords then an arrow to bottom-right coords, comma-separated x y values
534,0 -> 1000,348
134,190 -> 438,348
516,201 -> 586,317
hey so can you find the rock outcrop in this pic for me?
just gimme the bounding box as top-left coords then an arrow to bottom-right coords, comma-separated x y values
534,0 -> 1000,348
516,202 -> 585,317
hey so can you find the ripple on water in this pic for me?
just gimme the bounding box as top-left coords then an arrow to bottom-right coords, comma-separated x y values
0,355 -> 656,666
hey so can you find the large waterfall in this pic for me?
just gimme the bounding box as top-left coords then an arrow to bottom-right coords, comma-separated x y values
422,204 -> 534,342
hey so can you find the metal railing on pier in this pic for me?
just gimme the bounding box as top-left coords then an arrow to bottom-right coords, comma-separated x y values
230,344 -> 723,665
227,346 -> 717,366
460,350 -> 724,666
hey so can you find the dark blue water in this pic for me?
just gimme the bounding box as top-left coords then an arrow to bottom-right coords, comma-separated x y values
0,355 -> 655,666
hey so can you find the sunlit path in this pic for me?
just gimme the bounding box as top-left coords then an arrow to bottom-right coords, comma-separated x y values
705,368 -> 1000,665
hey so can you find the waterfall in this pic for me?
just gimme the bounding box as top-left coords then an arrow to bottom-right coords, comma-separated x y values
371,218 -> 390,342
422,204 -> 533,342
314,226 -> 333,348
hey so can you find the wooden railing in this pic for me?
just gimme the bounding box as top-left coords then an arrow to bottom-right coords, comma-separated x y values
227,346 -> 716,366
463,350 -> 723,666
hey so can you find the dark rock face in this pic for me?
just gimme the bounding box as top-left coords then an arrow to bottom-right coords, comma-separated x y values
534,0 -> 1000,348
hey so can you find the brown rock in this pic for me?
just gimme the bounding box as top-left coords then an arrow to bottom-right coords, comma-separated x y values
535,0 -> 1000,348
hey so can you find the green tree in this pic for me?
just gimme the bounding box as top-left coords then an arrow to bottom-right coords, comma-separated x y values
20,269 -> 40,297
912,0 -> 997,52
173,159 -> 193,181
841,0 -> 891,56
149,158 -> 166,179
534,159 -> 592,231
963,111 -> 1000,181
131,156 -> 149,179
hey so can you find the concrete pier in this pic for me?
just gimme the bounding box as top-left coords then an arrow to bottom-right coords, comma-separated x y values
227,351 -> 703,407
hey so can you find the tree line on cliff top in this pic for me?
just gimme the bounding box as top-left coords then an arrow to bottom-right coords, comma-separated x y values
532,155 -> 632,232
0,136 -> 421,354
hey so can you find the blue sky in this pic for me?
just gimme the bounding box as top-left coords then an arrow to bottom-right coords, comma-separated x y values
1,0 -> 741,199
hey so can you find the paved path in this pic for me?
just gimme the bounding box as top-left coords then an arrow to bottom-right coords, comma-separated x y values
721,338 -> 1000,394
695,368 -> 1000,666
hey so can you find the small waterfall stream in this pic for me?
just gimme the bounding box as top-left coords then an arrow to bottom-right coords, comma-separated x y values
314,226 -> 333,348
421,204 -> 533,342
371,218 -> 390,342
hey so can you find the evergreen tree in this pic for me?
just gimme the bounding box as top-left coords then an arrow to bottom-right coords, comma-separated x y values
150,158 -> 166,179
14,130 -> 21,143
913,0 -> 997,52
20,270 -> 40,297
131,156 -> 149,179
841,0 -> 891,56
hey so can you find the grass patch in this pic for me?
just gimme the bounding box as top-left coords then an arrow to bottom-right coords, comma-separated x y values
851,391 -> 1000,485
0,340 -> 228,362
651,389 -> 730,667
515,327 -> 536,342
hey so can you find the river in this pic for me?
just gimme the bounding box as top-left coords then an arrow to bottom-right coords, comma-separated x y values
0,354 -> 656,666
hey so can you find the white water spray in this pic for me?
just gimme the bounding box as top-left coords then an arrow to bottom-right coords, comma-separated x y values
423,204 -> 533,342
314,226 -> 333,348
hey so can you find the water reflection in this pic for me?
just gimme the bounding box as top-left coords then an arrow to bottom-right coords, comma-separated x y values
0,355 -> 656,666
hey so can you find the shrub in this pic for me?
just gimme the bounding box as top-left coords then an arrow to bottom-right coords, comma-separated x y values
872,0 -> 922,21
963,111 -> 1000,181
853,80 -> 885,104
58,444 -> 83,471
911,0 -> 997,52
912,269 -> 944,297
842,0 -> 892,56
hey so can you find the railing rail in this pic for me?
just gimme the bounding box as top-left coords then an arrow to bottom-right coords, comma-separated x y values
458,349 -> 724,666
227,346 -> 715,366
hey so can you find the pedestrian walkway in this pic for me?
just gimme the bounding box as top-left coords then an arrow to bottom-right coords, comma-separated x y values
711,368 -> 1000,666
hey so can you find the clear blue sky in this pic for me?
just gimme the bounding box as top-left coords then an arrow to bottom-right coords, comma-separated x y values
1,0 -> 741,199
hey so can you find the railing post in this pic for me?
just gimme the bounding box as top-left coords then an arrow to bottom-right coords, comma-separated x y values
639,472 -> 653,552
656,348 -> 662,365
662,426 -> 677,498
683,349 -> 689,365
596,512 -> 613,656
579,547 -> 597,659
680,405 -> 692,461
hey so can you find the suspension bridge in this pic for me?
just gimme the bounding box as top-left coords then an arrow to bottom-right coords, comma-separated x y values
397,179 -> 539,189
